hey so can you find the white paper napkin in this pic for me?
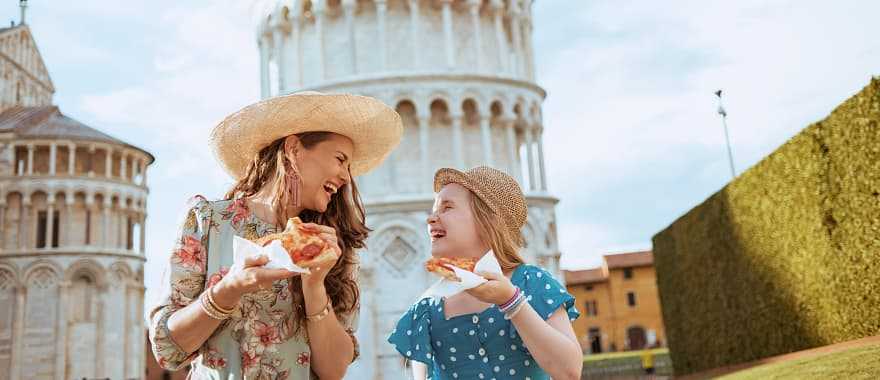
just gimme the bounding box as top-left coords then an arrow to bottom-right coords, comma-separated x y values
232,235 -> 311,274
420,250 -> 503,300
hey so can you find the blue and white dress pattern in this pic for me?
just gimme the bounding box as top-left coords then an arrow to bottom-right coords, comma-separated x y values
388,264 -> 579,380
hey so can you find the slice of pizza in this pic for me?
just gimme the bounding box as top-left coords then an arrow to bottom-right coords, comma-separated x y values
255,217 -> 336,268
425,257 -> 478,282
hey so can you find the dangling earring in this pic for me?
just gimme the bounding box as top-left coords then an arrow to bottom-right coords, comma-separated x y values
285,151 -> 302,208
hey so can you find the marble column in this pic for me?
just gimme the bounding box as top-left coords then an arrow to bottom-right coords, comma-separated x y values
523,126 -> 536,191
505,119 -> 522,183
67,143 -> 75,175
314,0 -> 327,81
45,194 -> 55,248
10,284 -> 25,380
451,112 -> 464,168
467,0 -> 484,72
536,126 -> 548,191
48,143 -> 56,175
376,0 -> 388,71
88,145 -> 96,178
342,0 -> 357,75
291,12 -> 303,88
139,211 -> 146,254
273,28 -> 287,93
417,112 -> 430,190
509,1 -> 523,77
491,0 -> 508,74
408,0 -> 421,70
479,114 -> 493,166
120,153 -> 127,181
104,147 -> 112,178
259,35 -> 270,98
63,199 -> 73,247
26,144 -> 33,175
102,198 -> 112,249
18,197 -> 30,249
54,280 -> 69,380
440,0 -> 456,70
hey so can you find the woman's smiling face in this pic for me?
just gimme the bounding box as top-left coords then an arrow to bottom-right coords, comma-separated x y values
286,133 -> 354,213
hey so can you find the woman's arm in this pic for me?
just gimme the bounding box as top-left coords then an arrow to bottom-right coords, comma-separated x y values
166,255 -> 295,353
508,304 -> 583,380
301,224 -> 355,379
303,283 -> 355,379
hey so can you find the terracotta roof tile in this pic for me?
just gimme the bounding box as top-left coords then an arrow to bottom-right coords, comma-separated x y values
0,106 -> 153,161
604,251 -> 653,269
564,268 -> 607,285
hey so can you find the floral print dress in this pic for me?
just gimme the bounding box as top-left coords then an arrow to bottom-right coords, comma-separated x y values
148,196 -> 359,380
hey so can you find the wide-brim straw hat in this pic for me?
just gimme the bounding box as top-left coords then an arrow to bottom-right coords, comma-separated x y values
434,166 -> 527,245
210,91 -> 403,179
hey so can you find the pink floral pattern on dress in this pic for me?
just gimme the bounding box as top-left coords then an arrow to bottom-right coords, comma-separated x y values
148,196 -> 360,379
220,197 -> 250,228
206,266 -> 230,289
172,235 -> 206,272
296,352 -> 310,367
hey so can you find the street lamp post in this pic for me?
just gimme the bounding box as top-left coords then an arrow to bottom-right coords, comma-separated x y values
715,90 -> 737,179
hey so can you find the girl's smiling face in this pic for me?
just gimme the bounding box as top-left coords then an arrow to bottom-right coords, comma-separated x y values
427,183 -> 489,259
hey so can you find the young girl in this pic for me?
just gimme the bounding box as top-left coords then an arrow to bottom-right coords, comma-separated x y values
388,166 -> 583,380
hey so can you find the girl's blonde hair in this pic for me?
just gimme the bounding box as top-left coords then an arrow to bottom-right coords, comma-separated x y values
468,192 -> 525,272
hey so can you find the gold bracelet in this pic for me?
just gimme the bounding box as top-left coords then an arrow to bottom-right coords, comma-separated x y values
200,291 -> 229,320
207,286 -> 236,315
306,298 -> 333,322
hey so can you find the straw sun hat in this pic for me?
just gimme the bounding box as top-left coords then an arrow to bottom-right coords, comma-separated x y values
210,91 -> 403,179
434,166 -> 528,244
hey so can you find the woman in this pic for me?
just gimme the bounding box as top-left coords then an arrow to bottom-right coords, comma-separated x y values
149,92 -> 402,379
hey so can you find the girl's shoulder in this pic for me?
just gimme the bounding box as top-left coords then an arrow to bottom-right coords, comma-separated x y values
512,263 -> 580,321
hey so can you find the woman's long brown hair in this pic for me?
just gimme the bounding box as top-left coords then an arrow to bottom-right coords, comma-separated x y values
224,132 -> 370,336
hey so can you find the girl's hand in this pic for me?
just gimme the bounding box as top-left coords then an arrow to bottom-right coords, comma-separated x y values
465,271 -> 517,306
213,255 -> 299,308
300,223 -> 342,289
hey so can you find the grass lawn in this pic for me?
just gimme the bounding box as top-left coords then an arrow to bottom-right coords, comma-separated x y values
717,342 -> 880,380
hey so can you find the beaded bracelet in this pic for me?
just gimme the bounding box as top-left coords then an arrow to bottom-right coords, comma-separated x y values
504,298 -> 528,320
498,287 -> 522,311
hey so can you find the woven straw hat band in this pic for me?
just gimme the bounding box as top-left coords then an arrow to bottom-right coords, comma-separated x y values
434,166 -> 528,245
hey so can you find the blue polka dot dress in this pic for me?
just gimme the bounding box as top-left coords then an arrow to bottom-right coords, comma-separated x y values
387,264 -> 580,380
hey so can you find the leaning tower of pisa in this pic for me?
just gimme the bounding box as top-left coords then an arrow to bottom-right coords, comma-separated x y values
256,1 -> 560,378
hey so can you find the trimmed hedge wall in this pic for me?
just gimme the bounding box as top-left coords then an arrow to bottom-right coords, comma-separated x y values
652,78 -> 880,375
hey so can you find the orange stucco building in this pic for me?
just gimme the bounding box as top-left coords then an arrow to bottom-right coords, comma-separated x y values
564,251 -> 666,354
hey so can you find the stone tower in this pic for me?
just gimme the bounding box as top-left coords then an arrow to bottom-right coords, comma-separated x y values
255,1 -> 560,378
0,10 -> 155,380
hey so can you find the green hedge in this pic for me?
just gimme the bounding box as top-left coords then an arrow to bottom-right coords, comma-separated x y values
652,77 -> 880,375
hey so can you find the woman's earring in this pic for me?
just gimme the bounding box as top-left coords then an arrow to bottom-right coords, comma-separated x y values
286,154 -> 302,208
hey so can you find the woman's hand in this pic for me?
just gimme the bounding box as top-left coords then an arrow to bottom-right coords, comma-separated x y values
300,223 -> 342,289
212,255 -> 299,309
465,271 -> 517,306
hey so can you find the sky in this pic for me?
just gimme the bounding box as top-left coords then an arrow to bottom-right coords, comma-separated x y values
4,0 -> 878,304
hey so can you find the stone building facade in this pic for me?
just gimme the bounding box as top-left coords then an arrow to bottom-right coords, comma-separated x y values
0,13 -> 154,380
565,251 -> 667,354
255,1 -> 561,378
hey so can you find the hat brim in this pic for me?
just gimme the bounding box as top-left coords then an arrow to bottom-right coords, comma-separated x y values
211,92 -> 403,179
434,168 -> 502,217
